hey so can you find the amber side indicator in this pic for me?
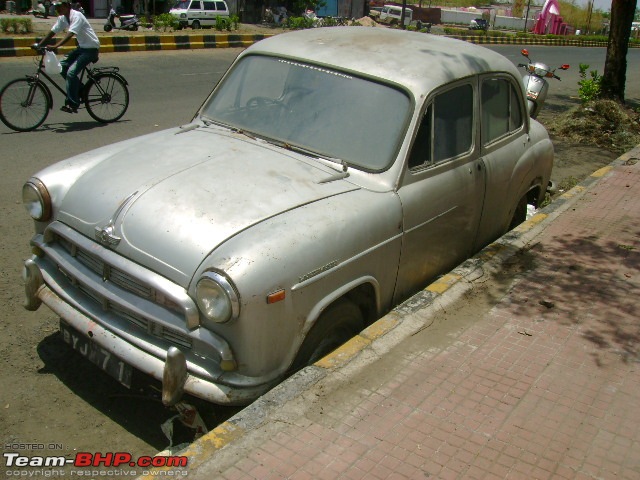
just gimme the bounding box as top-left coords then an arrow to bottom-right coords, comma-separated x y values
267,289 -> 286,304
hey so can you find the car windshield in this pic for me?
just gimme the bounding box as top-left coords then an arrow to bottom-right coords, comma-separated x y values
173,0 -> 189,8
200,55 -> 411,172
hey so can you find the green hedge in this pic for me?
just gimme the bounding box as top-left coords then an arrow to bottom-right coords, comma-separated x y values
0,17 -> 33,34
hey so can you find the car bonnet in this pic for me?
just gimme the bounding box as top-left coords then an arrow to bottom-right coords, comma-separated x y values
53,126 -> 358,285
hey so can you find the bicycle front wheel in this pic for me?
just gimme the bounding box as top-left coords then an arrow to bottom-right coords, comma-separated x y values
85,73 -> 129,123
0,79 -> 50,132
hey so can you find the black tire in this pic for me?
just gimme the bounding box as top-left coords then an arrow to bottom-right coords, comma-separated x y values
290,299 -> 363,373
104,24 -> 112,32
84,73 -> 129,123
0,78 -> 50,132
191,20 -> 201,29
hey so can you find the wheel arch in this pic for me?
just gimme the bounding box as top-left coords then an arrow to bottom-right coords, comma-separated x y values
302,276 -> 381,338
288,278 -> 380,373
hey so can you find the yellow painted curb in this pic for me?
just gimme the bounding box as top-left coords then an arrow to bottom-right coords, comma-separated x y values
426,272 -> 463,294
138,421 -> 245,478
315,335 -> 370,369
360,314 -> 400,341
561,185 -> 586,199
474,242 -> 507,261
512,212 -> 548,233
591,165 -> 613,178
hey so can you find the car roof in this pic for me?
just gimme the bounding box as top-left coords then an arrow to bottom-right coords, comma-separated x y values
242,27 -> 520,99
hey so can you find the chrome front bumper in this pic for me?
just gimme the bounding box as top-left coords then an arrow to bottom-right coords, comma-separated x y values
23,257 -> 273,406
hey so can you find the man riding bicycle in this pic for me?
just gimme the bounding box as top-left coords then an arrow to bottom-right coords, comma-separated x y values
37,0 -> 100,113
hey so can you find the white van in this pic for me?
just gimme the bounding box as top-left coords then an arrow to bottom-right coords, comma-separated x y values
170,0 -> 230,29
378,5 -> 412,26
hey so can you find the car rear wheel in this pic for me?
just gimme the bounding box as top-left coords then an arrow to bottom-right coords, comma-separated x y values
191,20 -> 200,29
290,299 -> 363,374
509,195 -> 528,230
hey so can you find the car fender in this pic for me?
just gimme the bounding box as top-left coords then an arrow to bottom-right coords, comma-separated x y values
190,188 -> 403,379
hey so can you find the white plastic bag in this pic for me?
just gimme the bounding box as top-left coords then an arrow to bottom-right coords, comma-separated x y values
44,50 -> 62,75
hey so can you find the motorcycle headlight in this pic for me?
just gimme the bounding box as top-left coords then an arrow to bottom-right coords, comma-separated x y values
534,66 -> 548,77
195,272 -> 239,325
22,179 -> 52,221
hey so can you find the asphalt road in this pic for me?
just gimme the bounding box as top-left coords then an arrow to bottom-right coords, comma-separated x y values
0,44 -> 638,467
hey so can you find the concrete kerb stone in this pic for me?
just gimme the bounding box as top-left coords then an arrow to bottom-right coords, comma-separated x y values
139,142 -> 640,478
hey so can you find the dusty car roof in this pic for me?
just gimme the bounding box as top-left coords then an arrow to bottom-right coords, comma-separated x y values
243,27 -> 520,98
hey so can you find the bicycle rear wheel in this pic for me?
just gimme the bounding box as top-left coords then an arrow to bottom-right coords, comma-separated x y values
84,73 -> 129,123
0,78 -> 50,132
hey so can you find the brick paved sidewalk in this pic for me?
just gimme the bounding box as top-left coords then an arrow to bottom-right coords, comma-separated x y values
144,151 -> 640,480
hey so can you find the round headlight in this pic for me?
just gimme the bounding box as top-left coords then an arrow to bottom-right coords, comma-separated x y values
534,66 -> 548,77
22,179 -> 51,221
195,272 -> 239,324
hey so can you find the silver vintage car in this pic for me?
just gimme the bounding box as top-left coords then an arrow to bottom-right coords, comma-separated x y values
22,28 -> 553,406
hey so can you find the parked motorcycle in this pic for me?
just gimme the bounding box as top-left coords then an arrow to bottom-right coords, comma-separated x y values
104,8 -> 140,31
518,49 -> 569,119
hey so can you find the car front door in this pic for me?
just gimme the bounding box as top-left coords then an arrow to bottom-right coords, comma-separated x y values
394,80 -> 485,304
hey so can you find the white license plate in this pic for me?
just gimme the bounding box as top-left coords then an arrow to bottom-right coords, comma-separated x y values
60,321 -> 133,388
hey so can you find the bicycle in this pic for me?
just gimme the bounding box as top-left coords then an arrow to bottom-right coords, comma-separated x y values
0,45 -> 129,132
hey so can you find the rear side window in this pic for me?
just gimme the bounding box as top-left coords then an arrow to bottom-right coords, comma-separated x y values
481,77 -> 523,145
203,1 -> 215,10
409,83 -> 474,169
215,1 -> 226,10
189,1 -> 202,10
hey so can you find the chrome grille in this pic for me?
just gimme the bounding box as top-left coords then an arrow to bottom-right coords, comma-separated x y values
58,235 -> 154,299
51,232 -> 193,350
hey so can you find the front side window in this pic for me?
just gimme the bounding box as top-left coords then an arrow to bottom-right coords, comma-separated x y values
408,83 -> 474,170
481,77 -> 523,145
201,55 -> 412,172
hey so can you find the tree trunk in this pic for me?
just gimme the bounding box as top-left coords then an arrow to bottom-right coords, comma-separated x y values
601,0 -> 637,103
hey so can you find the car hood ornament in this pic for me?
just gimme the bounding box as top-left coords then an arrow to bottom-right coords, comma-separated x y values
95,191 -> 138,248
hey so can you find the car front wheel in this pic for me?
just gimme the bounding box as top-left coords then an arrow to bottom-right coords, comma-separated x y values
290,299 -> 363,374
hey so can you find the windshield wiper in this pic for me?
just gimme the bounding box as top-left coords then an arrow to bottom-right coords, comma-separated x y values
318,159 -> 349,184
175,122 -> 200,134
230,127 -> 257,141
199,117 -> 258,141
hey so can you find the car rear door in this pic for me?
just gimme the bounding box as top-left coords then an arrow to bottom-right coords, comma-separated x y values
473,74 -> 530,250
